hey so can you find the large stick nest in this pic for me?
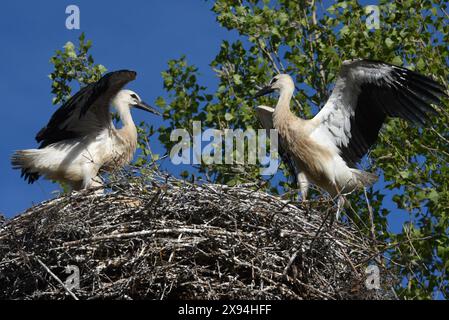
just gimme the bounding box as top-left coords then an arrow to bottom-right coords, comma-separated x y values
0,169 -> 394,300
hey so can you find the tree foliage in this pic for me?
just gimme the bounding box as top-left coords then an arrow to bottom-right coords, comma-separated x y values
49,33 -> 107,105
155,0 -> 449,299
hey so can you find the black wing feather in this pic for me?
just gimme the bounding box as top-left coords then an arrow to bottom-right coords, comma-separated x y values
36,70 -> 136,148
338,60 -> 446,166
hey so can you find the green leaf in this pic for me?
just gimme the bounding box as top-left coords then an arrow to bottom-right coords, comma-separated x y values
63,41 -> 75,52
224,112 -> 233,121
427,189 -> 439,202
233,74 -> 242,85
385,38 -> 394,48
392,56 -> 403,65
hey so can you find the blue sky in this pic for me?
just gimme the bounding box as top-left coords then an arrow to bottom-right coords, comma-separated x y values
0,0 -> 409,235
0,1 -> 239,217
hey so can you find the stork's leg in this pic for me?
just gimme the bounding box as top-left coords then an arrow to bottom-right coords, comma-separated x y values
81,174 -> 104,194
298,172 -> 309,200
335,195 -> 346,220
90,176 -> 104,188
77,161 -> 104,193
91,176 -> 104,195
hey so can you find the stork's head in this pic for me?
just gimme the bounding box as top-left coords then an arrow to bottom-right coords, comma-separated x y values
254,74 -> 295,98
112,90 -> 161,115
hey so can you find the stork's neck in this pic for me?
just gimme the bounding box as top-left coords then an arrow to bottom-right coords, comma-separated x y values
116,103 -> 138,141
273,86 -> 295,128
111,103 -> 138,166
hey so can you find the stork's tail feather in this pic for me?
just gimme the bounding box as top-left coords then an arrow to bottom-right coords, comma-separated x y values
11,150 -> 41,184
352,169 -> 378,188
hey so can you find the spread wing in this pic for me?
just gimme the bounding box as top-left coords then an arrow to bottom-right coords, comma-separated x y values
310,59 -> 447,166
36,70 -> 137,148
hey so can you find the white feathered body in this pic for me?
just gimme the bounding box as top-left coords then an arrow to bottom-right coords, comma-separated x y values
273,106 -> 372,197
256,70 -> 382,197
12,72 -> 159,191
12,124 -> 137,190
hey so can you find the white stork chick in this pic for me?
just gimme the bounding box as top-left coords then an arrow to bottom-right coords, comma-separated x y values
255,59 -> 447,205
12,70 -> 160,191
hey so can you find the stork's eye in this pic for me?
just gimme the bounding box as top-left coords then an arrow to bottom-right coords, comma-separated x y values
130,94 -> 139,101
270,78 -> 278,85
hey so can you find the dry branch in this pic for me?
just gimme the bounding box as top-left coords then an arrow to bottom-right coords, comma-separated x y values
0,168 -> 395,300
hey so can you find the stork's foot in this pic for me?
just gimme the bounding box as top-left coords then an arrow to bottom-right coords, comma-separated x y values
77,176 -> 105,195
69,187 -> 104,197
92,187 -> 105,196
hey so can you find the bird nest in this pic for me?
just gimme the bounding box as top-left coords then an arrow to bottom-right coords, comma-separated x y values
0,168 -> 395,300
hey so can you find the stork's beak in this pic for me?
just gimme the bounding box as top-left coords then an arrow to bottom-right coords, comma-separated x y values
134,101 -> 161,116
253,85 -> 275,99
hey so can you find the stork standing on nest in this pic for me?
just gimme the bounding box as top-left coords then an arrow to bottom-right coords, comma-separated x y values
12,70 -> 160,191
254,59 -> 447,210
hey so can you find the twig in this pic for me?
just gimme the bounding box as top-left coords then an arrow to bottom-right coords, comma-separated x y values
36,257 -> 79,300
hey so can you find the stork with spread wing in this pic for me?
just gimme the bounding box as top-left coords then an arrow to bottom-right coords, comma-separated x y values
254,59 -> 447,203
12,70 -> 160,191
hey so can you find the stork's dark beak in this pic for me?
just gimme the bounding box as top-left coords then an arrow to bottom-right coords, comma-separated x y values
253,85 -> 275,99
134,101 -> 161,116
